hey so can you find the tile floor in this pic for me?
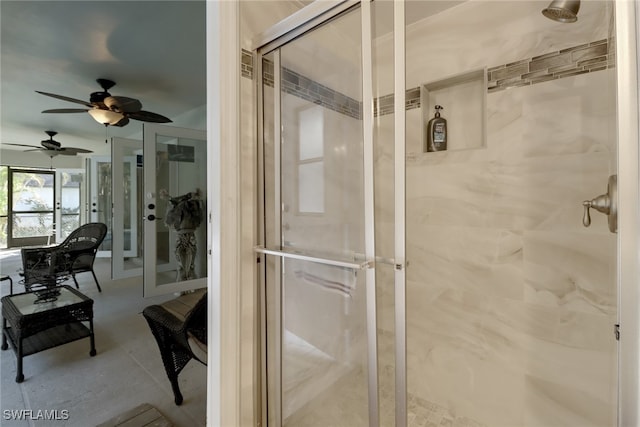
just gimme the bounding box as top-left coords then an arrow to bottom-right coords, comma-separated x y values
0,249 -> 207,427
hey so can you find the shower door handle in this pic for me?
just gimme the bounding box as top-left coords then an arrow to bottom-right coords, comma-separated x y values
582,174 -> 617,233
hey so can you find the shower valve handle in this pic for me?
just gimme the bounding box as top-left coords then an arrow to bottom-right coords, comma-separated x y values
582,175 -> 617,233
582,196 -> 609,227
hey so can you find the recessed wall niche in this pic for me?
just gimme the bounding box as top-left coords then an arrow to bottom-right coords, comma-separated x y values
421,68 -> 487,152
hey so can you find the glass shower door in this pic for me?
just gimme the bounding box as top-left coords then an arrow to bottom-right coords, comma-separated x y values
259,4 -> 379,426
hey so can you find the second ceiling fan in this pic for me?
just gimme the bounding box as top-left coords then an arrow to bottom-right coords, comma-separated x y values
5,131 -> 93,157
36,78 -> 172,127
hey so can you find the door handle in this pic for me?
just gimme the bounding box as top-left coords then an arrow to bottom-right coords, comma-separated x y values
145,215 -> 162,221
583,174 -> 617,233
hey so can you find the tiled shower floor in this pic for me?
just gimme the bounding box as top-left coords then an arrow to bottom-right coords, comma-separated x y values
283,330 -> 486,427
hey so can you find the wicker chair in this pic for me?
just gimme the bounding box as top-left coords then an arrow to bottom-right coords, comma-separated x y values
21,222 -> 107,292
143,288 -> 207,405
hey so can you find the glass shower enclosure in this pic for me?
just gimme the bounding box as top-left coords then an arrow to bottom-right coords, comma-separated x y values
256,1 -> 628,426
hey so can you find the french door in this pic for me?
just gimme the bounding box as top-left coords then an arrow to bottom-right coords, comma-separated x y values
55,168 -> 85,242
143,124 -> 208,297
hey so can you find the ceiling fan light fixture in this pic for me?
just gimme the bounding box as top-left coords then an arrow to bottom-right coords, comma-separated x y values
88,108 -> 124,125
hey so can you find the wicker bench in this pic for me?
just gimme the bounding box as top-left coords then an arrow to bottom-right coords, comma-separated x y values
143,288 -> 207,405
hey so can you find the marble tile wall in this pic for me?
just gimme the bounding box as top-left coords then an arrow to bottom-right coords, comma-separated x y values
395,2 -> 617,426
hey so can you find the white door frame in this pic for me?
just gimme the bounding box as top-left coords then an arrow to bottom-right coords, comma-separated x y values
54,168 -> 85,243
112,137 -> 142,280
88,155 -> 112,257
207,1 -> 241,426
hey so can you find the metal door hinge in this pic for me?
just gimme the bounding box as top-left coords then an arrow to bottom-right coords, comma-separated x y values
614,324 -> 620,341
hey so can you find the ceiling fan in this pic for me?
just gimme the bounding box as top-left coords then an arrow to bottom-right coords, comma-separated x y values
36,78 -> 172,127
5,131 -> 93,157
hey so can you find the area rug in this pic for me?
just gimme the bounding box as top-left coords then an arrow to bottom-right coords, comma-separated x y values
96,403 -> 172,427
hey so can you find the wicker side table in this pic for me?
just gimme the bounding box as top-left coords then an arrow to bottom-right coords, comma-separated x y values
1,285 -> 96,382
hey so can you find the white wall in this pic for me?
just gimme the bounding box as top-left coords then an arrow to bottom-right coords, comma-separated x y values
0,149 -> 84,169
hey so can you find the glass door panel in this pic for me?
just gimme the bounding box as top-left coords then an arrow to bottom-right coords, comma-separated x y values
112,138 -> 143,279
143,124 -> 207,297
404,2 -> 617,426
89,156 -> 112,256
281,258 -> 368,426
279,12 -> 364,261
9,169 -> 55,247
55,169 -> 85,242
261,5 -> 373,426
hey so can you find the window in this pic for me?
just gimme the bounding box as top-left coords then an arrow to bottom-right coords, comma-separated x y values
297,106 -> 324,214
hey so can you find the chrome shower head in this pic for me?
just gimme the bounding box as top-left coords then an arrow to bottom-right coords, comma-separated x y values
542,0 -> 580,23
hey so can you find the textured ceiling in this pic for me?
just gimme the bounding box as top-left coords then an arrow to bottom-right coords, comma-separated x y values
0,0 -> 206,157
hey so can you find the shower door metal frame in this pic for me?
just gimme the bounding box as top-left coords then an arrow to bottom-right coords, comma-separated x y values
393,2 -> 407,426
616,1 -> 640,426
254,1 -> 381,425
253,1 -> 640,427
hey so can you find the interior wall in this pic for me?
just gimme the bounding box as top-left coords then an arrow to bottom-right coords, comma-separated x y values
0,149 -> 84,169
371,1 -> 617,426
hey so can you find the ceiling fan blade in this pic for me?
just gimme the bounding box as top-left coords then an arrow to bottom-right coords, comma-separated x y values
35,91 -> 94,108
128,110 -> 172,123
42,108 -> 89,114
4,143 -> 41,149
24,148 -> 45,153
55,148 -> 78,156
60,147 -> 93,155
104,96 -> 142,113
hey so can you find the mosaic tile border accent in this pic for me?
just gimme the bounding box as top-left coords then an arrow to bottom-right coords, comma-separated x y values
281,67 -> 362,119
243,38 -> 614,118
244,50 -> 361,120
374,87 -> 420,117
241,49 -> 253,79
488,38 -> 613,92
